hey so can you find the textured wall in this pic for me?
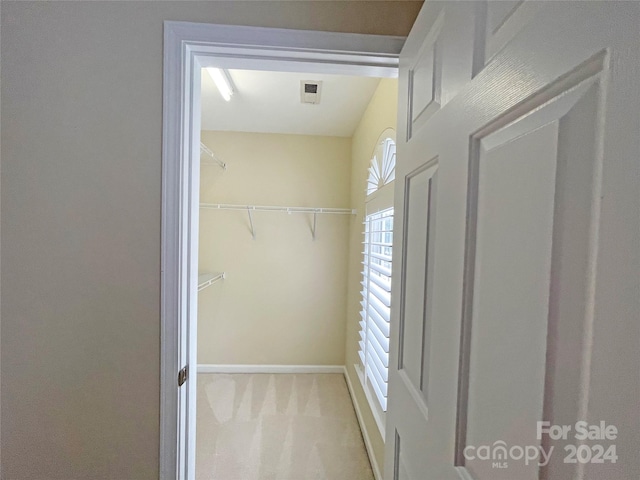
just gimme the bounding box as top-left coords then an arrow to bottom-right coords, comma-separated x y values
0,1 -> 421,478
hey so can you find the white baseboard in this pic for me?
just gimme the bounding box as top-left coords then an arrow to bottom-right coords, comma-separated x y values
343,366 -> 383,480
197,364 -> 345,374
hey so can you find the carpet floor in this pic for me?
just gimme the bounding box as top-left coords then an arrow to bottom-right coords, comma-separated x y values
196,373 -> 375,480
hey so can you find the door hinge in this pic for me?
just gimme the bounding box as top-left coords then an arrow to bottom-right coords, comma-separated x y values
178,365 -> 188,387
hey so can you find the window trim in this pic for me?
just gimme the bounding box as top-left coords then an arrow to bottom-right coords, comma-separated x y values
358,193 -> 394,438
355,362 -> 387,438
357,130 -> 396,439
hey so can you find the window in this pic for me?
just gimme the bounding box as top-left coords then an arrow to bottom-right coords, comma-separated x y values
357,131 -> 396,430
366,137 -> 396,196
360,207 -> 393,410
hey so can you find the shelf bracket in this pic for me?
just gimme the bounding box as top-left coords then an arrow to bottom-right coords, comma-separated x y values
311,211 -> 318,240
197,272 -> 226,292
200,142 -> 227,170
247,207 -> 256,239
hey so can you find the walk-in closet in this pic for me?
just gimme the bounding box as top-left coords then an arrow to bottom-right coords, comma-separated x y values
194,67 -> 398,480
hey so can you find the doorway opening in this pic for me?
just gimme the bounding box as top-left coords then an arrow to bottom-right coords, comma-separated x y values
161,21 -> 403,480
195,67 -> 393,479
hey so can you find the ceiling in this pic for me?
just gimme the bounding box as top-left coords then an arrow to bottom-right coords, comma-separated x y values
200,69 -> 381,137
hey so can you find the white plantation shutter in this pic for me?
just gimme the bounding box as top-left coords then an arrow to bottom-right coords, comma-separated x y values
358,132 -> 396,423
359,207 -> 393,411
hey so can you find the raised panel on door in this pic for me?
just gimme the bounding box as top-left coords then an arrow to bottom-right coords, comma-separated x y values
456,69 -> 605,480
486,0 -> 523,34
392,431 -> 414,480
398,161 -> 438,415
409,20 -> 442,131
483,0 -> 541,63
406,1 -> 482,140
465,122 -> 558,480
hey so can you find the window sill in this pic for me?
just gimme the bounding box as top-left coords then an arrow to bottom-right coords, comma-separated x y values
354,364 -> 386,440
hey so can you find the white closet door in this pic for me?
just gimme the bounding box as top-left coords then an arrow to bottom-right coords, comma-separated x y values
386,2 -> 639,479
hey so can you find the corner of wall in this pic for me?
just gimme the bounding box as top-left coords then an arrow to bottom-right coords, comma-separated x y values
344,77 -> 399,476
343,365 -> 383,480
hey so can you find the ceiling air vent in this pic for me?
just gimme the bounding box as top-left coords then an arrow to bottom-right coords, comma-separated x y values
300,81 -> 322,104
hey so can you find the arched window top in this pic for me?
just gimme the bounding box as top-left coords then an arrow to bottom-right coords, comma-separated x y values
367,128 -> 396,196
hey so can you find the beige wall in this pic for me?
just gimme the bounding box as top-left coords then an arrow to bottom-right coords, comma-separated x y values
198,131 -> 351,365
345,78 -> 399,474
0,2 -> 420,478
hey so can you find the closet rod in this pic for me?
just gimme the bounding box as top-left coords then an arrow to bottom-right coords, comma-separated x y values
200,203 -> 356,215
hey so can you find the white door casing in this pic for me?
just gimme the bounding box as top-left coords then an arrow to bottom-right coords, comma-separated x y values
161,21 -> 404,480
385,2 -> 639,480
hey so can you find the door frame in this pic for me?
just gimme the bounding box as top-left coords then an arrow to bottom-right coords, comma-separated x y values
161,20 -> 405,479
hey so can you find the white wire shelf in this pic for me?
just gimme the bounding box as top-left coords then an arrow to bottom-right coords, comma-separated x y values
200,203 -> 356,240
200,203 -> 355,214
198,272 -> 225,292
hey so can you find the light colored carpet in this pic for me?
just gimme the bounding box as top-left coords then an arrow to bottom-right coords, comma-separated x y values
196,373 -> 375,480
